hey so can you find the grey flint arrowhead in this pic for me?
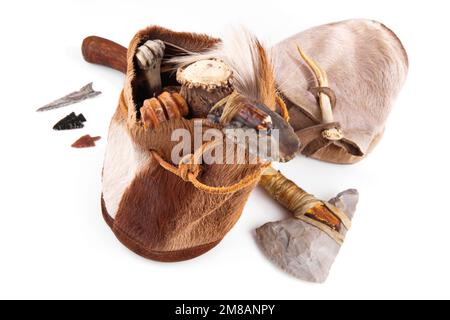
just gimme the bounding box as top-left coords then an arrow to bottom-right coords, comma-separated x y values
256,189 -> 359,283
36,83 -> 101,112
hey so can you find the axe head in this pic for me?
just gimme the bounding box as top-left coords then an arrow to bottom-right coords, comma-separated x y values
256,189 -> 359,283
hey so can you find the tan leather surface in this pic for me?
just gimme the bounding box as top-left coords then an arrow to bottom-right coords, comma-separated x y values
273,19 -> 408,164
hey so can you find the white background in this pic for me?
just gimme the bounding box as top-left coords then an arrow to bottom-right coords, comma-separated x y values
0,0 -> 449,300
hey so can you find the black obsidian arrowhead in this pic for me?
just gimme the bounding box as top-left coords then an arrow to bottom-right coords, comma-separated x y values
53,112 -> 87,130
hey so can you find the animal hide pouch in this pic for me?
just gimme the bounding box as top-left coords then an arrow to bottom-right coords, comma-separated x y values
99,27 -> 269,262
273,19 -> 409,164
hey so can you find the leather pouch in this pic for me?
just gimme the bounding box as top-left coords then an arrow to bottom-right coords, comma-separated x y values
100,27 -> 265,262
272,19 -> 409,164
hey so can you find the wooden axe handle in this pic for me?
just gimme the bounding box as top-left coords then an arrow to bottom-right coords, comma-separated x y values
82,36 -> 127,73
260,167 -> 349,233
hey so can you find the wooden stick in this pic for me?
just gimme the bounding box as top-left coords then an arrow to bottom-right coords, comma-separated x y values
82,36 -> 127,73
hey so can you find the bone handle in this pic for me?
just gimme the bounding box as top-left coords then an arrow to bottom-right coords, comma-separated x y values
82,36 -> 127,73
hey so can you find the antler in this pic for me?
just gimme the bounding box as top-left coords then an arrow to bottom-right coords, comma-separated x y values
297,46 -> 342,141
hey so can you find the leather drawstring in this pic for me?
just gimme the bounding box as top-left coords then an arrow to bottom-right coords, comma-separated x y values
151,139 -> 270,195
151,91 -> 286,195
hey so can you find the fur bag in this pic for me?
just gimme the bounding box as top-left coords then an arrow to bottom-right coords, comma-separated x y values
100,27 -> 265,262
273,19 -> 409,164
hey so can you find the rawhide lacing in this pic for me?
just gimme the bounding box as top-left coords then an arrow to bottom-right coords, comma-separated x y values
152,139 -> 270,195
261,167 -> 352,244
151,88 -> 287,195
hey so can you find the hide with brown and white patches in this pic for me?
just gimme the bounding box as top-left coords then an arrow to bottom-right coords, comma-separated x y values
101,26 -> 265,262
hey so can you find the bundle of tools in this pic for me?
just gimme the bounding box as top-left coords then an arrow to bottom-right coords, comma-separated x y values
81,19 -> 407,282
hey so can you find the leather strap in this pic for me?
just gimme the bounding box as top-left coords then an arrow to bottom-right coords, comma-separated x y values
296,123 -> 363,157
296,122 -> 340,153
151,140 -> 270,195
309,86 -> 337,110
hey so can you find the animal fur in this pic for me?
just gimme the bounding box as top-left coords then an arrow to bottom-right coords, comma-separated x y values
124,25 -> 221,116
103,26 -> 264,261
169,28 -> 278,110
272,19 -> 409,163
102,114 -> 151,218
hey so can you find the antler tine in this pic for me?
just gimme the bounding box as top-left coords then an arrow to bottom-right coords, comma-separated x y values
297,46 -> 328,87
297,46 -> 342,140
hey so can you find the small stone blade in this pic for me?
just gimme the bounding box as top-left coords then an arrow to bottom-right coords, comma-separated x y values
36,83 -> 101,112
71,135 -> 101,148
256,189 -> 359,283
254,103 -> 300,163
53,112 -> 87,130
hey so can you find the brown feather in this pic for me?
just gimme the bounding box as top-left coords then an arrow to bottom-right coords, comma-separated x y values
169,28 -> 278,110
255,41 -> 277,110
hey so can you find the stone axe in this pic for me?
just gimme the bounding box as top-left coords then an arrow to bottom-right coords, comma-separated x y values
258,167 -> 358,283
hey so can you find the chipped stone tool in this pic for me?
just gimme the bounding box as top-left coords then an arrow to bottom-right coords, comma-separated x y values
257,167 -> 359,283
53,112 -> 86,130
71,135 -> 101,148
36,83 -> 101,112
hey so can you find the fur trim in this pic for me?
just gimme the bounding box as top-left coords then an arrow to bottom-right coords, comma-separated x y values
272,19 -> 409,163
169,28 -> 278,110
124,25 -> 220,118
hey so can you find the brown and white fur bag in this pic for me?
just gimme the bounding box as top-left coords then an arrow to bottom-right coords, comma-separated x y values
98,26 -> 275,262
